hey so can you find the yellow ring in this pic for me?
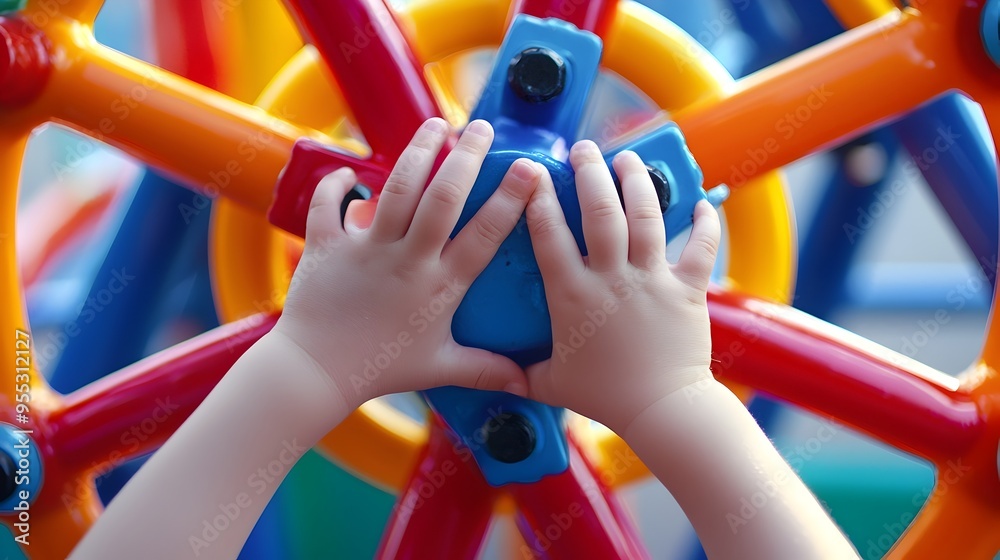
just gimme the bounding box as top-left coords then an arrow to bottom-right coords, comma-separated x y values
210,0 -> 795,492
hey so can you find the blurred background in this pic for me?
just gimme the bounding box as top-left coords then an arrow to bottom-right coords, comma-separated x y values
10,0 -> 998,558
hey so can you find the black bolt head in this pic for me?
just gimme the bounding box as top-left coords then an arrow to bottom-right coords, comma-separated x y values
614,165 -> 671,214
646,165 -> 671,213
482,412 -> 537,464
507,47 -> 566,104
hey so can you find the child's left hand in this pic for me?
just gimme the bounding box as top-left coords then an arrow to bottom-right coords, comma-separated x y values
275,118 -> 540,409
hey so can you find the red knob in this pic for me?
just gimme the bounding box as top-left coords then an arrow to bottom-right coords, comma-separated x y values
0,16 -> 50,107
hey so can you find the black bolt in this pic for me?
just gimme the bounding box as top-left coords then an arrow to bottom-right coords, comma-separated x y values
614,165 -> 671,214
482,412 -> 536,464
507,47 -> 565,103
0,451 -> 16,501
646,166 -> 671,212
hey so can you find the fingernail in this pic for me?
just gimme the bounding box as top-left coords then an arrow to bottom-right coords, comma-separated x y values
615,150 -> 638,163
512,160 -> 539,181
424,118 -> 446,133
331,167 -> 356,180
465,119 -> 492,137
503,381 -> 527,397
572,139 -> 600,156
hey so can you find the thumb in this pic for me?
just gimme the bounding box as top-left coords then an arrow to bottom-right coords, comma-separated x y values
673,199 -> 721,290
525,359 -> 560,407
344,198 -> 377,234
305,168 -> 357,245
439,345 -> 528,396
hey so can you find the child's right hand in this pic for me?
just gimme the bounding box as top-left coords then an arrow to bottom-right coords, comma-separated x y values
525,140 -> 722,434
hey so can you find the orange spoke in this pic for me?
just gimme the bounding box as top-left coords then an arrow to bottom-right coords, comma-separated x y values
31,25 -> 328,218
4,474 -> 100,559
888,479 -> 1000,559
22,0 -> 105,25
674,10 -> 948,188
2,132 -> 58,415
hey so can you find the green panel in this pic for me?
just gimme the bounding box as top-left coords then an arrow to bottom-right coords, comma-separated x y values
0,524 -> 27,559
283,450 -> 395,559
800,455 -> 934,560
0,0 -> 26,15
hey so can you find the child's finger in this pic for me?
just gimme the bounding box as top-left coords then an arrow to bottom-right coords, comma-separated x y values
368,118 -> 450,242
571,140 -> 628,271
343,199 -> 376,233
613,151 -> 667,267
525,359 -> 559,408
304,168 -> 358,245
443,158 -> 539,281
438,343 -> 528,396
526,164 -> 585,283
672,200 -> 721,290
406,119 -> 494,255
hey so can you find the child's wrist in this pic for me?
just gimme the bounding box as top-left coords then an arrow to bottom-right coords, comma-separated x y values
617,372 -> 722,437
263,328 -> 354,419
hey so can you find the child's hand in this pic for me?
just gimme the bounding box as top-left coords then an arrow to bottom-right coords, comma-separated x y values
525,140 -> 721,433
275,118 -> 541,410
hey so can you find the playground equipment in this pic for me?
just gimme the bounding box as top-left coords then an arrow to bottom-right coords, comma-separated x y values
2,0 -> 1000,558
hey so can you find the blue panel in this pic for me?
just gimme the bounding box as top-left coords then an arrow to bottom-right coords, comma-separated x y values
425,15 -> 715,486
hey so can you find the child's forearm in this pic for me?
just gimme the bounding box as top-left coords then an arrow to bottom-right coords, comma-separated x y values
70,331 -> 350,560
623,378 -> 859,560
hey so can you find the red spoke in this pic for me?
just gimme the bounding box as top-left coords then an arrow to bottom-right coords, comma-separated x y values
282,0 -> 443,159
508,437 -> 649,559
510,0 -> 619,38
153,0 -> 220,88
375,416 -> 499,559
46,314 -> 278,473
708,288 -> 982,462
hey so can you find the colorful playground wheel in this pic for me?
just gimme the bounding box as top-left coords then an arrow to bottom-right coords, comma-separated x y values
1,0 -> 999,558
211,0 -> 794,495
